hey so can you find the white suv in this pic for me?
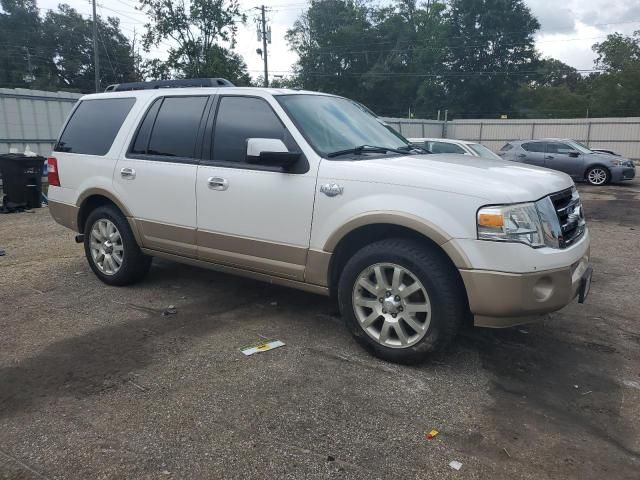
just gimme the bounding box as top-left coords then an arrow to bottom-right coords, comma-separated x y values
48,79 -> 592,363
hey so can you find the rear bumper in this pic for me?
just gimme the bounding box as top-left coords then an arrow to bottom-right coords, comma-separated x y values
460,246 -> 591,328
49,200 -> 80,232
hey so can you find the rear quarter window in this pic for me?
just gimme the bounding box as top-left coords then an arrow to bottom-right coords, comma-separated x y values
500,143 -> 513,151
55,98 -> 135,155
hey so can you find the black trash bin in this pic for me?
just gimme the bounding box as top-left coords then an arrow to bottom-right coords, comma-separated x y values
0,153 -> 46,211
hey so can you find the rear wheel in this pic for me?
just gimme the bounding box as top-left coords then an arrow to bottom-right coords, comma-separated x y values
586,166 -> 610,185
84,205 -> 151,286
338,238 -> 467,363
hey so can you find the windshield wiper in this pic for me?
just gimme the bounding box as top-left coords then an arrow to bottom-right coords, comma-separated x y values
327,145 -> 409,158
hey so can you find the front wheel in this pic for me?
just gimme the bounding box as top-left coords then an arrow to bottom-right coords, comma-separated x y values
338,238 -> 468,363
586,166 -> 610,186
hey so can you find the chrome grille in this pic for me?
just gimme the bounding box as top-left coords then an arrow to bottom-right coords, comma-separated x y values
549,188 -> 585,248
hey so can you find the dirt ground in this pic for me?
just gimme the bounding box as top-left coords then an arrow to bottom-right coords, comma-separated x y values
1,181 -> 639,479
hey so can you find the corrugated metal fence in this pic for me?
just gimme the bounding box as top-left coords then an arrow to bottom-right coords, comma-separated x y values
0,89 -> 638,160
382,116 -> 640,160
0,88 -> 81,156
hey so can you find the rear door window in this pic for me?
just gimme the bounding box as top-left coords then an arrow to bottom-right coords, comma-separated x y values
522,142 -> 546,153
146,96 -> 208,158
55,98 -> 135,155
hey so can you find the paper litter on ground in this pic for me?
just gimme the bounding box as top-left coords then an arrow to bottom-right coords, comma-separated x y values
241,340 -> 285,356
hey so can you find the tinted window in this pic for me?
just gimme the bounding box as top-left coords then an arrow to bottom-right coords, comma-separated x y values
131,99 -> 161,154
212,96 -> 293,163
547,142 -> 575,154
55,98 -> 135,155
522,142 -> 545,153
147,96 -> 208,158
429,141 -> 466,154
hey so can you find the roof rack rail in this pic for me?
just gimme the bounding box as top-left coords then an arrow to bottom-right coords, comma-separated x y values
104,78 -> 235,92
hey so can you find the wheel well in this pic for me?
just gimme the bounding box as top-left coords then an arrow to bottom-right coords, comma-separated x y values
77,195 -> 120,232
328,223 -> 461,292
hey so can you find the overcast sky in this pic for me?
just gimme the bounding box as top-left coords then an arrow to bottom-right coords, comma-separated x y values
36,0 -> 640,79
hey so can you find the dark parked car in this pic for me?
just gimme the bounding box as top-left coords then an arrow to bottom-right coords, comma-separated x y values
499,139 -> 636,185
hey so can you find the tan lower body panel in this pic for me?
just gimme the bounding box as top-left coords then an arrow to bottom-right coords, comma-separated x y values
48,200 -> 80,232
197,229 -> 307,281
461,252 -> 590,328
143,248 -> 329,296
133,220 -> 321,284
137,220 -> 197,257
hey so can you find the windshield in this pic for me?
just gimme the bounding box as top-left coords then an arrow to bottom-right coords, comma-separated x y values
567,140 -> 592,154
468,143 -> 501,160
276,94 -> 410,157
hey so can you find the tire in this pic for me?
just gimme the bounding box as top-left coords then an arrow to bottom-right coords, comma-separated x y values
585,166 -> 610,186
83,205 -> 151,286
338,238 -> 467,364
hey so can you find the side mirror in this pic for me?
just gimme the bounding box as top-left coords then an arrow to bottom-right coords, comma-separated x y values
246,138 -> 300,168
568,151 -> 580,158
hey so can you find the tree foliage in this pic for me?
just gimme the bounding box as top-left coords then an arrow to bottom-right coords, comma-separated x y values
2,0 -> 640,117
137,0 -> 250,84
0,1 -> 137,91
287,1 -> 640,119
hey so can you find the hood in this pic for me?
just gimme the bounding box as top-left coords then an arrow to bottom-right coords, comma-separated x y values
321,154 -> 574,203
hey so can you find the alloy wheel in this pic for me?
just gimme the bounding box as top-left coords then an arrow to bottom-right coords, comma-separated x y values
587,168 -> 608,185
352,263 -> 431,348
89,219 -> 124,275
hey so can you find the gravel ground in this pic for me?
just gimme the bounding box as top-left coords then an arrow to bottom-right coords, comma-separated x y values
1,181 -> 639,479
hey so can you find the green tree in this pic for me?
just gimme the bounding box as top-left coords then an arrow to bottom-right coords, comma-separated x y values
444,0 -> 540,118
286,0 -> 376,99
0,0 -> 46,88
365,0 -> 449,117
42,4 -> 137,92
587,32 -> 640,116
138,0 -> 249,83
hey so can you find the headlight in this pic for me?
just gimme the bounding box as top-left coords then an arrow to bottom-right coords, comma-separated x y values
609,159 -> 624,166
477,203 -> 545,247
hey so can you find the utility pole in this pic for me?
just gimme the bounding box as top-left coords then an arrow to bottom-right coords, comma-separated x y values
257,5 -> 270,87
92,0 -> 100,92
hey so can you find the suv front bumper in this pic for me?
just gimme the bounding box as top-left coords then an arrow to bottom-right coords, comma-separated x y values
458,245 -> 591,328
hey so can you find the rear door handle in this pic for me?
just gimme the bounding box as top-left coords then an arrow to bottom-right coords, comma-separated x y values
545,155 -> 554,159
120,167 -> 136,179
208,177 -> 228,191
517,154 -> 526,158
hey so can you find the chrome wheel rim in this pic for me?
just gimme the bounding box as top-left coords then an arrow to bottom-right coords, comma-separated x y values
588,168 -> 607,185
89,219 -> 123,275
352,263 -> 431,349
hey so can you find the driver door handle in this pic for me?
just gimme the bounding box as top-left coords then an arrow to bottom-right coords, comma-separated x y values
545,155 -> 554,159
208,177 -> 228,191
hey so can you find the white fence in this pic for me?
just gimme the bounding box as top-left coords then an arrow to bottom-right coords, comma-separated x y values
0,88 -> 82,156
0,89 -> 638,159
382,116 -> 640,160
